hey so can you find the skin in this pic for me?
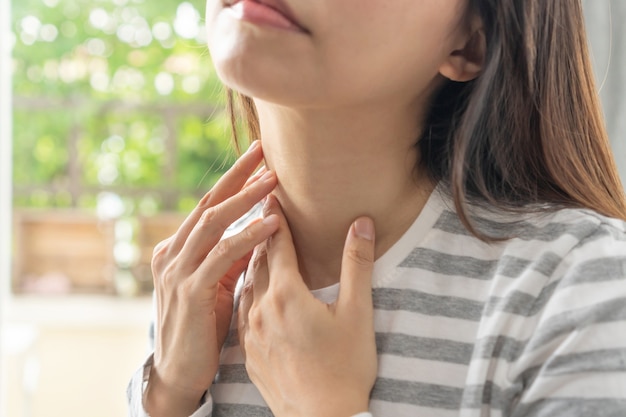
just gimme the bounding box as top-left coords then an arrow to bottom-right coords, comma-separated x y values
144,142 -> 280,417
239,195 -> 378,416
145,1 -> 485,416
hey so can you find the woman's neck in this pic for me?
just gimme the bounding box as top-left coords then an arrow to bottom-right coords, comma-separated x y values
256,100 -> 435,290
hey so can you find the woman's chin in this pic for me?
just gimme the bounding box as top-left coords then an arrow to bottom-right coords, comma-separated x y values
212,59 -> 324,108
207,10 -> 321,105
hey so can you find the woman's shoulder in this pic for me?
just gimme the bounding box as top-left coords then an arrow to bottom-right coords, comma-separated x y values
463,201 -> 626,252
432,187 -> 625,245
518,205 -> 625,243
535,207 -> 626,285
449,204 -> 626,286
486,206 -> 626,291
513,206 -> 626,255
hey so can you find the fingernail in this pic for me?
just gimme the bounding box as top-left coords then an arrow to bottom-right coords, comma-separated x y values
353,218 -> 374,241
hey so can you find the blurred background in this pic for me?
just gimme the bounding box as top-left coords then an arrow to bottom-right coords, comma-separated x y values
1,0 -> 238,416
0,0 -> 624,417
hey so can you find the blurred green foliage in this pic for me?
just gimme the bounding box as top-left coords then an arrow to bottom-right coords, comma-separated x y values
12,0 -> 236,214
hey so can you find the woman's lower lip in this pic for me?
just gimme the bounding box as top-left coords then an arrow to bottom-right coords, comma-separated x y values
227,0 -> 305,32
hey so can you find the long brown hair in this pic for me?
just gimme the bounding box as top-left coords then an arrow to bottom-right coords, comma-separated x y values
227,0 -> 626,238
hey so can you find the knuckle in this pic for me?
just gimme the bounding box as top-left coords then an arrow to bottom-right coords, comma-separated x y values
269,285 -> 291,310
250,249 -> 267,272
239,282 -> 254,306
151,239 -> 172,278
239,184 -> 254,201
213,238 -> 235,261
162,262 -> 180,284
248,307 -> 264,330
199,207 -> 216,226
152,236 -> 171,260
346,246 -> 374,268
197,190 -> 213,209
239,225 -> 256,245
152,238 -> 167,257
241,280 -> 254,297
153,261 -> 178,290
199,206 -> 230,231
150,255 -> 163,276
271,283 -> 288,300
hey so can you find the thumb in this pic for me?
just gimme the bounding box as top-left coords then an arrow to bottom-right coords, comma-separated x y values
338,217 -> 375,313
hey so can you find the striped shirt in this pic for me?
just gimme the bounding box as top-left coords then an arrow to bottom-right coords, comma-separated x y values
128,188 -> 626,417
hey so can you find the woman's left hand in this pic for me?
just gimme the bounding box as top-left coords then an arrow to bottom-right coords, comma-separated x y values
238,195 -> 378,417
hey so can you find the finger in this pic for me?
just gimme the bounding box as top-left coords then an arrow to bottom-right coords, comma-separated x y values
208,141 -> 265,204
237,242 -> 265,344
219,250 -> 253,294
237,284 -> 251,359
192,214 -> 280,289
168,140 -> 264,253
177,170 -> 277,272
151,236 -> 173,273
337,217 -> 375,313
243,165 -> 267,189
215,253 -> 254,350
249,242 -> 270,300
237,264 -> 256,358
237,242 -> 270,361
263,195 -> 307,294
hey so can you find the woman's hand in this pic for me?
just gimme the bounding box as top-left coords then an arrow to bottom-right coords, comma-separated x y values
239,195 -> 378,417
144,141 -> 280,417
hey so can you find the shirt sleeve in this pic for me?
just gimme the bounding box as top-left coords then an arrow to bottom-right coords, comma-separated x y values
509,221 -> 626,416
126,354 -> 153,417
189,397 -> 214,417
126,353 -> 215,417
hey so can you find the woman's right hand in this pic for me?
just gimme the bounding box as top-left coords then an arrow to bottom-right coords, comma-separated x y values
144,141 -> 279,417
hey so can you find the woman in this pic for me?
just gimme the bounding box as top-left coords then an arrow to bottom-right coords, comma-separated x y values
128,0 -> 626,416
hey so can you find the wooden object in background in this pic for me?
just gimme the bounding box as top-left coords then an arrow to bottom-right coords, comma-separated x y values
133,213 -> 186,294
13,210 -> 116,294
